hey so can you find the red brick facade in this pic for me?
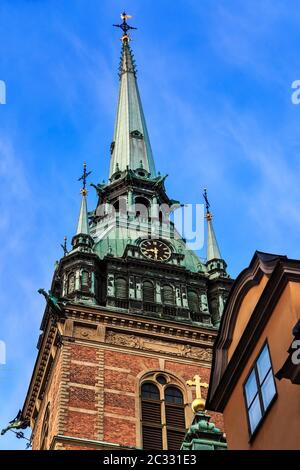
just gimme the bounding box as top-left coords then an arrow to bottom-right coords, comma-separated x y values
23,305 -> 223,450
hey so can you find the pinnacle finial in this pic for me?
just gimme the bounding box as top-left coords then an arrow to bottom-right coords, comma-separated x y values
60,236 -> 69,257
186,375 -> 209,413
78,162 -> 92,196
203,188 -> 212,220
113,12 -> 137,43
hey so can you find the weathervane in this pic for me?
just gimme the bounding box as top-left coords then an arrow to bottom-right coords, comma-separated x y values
78,162 -> 92,196
113,12 -> 137,42
60,236 -> 68,257
203,188 -> 212,220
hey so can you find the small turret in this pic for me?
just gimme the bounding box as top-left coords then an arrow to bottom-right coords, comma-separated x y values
203,189 -> 227,277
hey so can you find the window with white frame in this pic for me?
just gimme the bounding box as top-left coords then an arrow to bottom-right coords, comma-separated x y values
244,343 -> 277,436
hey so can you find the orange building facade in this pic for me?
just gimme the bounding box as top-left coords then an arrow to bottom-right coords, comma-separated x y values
207,252 -> 300,450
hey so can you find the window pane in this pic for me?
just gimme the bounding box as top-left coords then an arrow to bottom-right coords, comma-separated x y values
248,395 -> 262,434
261,370 -> 276,410
141,383 -> 160,400
245,370 -> 258,407
165,387 -> 183,404
257,345 -> 272,383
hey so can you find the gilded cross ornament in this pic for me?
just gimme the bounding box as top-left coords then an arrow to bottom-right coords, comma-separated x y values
113,12 -> 137,42
78,162 -> 92,196
203,188 -> 212,221
186,375 -> 209,412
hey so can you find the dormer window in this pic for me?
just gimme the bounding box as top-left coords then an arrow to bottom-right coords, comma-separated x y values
130,130 -> 143,140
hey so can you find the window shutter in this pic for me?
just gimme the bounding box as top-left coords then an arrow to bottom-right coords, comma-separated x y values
165,404 -> 186,428
142,425 -> 163,450
81,271 -> 89,291
142,401 -> 161,423
166,429 -> 186,450
68,274 -> 75,294
143,281 -> 155,303
115,277 -> 128,299
141,383 -> 163,450
165,387 -> 186,450
188,290 -> 199,312
163,285 -> 174,305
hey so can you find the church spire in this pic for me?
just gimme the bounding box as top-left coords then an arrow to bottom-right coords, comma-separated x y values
109,13 -> 156,180
203,189 -> 228,278
72,163 -> 93,252
204,189 -> 222,262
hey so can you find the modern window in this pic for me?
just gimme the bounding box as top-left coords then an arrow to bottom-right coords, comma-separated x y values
244,343 -> 277,436
141,375 -> 186,450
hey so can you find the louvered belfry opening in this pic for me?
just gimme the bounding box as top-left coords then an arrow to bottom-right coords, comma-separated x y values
187,290 -> 200,313
162,285 -> 175,305
143,281 -> 155,303
141,377 -> 187,450
165,387 -> 186,450
81,270 -> 89,292
141,383 -> 163,450
115,277 -> 128,299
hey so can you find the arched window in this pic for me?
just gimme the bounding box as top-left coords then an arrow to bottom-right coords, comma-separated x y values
68,273 -> 75,294
141,376 -> 187,450
187,290 -> 199,312
81,271 -> 89,290
162,285 -> 174,305
143,281 -> 155,303
135,196 -> 150,219
165,387 -> 186,450
141,383 -> 162,450
40,402 -> 50,450
115,277 -> 128,299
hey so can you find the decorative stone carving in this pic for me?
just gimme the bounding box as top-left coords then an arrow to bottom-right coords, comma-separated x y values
106,331 -> 212,361
74,326 -> 97,340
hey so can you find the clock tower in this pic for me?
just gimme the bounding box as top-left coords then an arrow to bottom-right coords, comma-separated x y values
20,14 -> 233,450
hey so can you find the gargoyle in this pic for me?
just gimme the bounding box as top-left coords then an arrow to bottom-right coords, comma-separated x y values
38,288 -> 63,312
1,410 -> 29,436
90,182 -> 106,198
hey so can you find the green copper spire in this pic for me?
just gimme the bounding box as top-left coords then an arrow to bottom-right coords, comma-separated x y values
206,215 -> 222,261
72,164 -> 93,252
204,189 -> 222,261
110,14 -> 156,179
76,193 -> 89,235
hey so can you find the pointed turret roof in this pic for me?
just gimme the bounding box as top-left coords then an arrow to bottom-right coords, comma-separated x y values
76,193 -> 90,236
206,215 -> 222,261
109,18 -> 156,179
203,189 -> 222,262
72,164 -> 93,252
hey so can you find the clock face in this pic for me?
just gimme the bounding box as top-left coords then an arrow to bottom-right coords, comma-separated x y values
140,239 -> 171,262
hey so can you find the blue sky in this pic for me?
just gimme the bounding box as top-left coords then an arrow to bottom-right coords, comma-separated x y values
1,0 -> 300,449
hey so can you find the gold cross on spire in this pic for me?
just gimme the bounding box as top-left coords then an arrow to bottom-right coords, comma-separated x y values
186,375 -> 209,413
78,162 -> 92,196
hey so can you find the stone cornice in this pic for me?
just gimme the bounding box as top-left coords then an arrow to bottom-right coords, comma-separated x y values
23,302 -> 217,424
